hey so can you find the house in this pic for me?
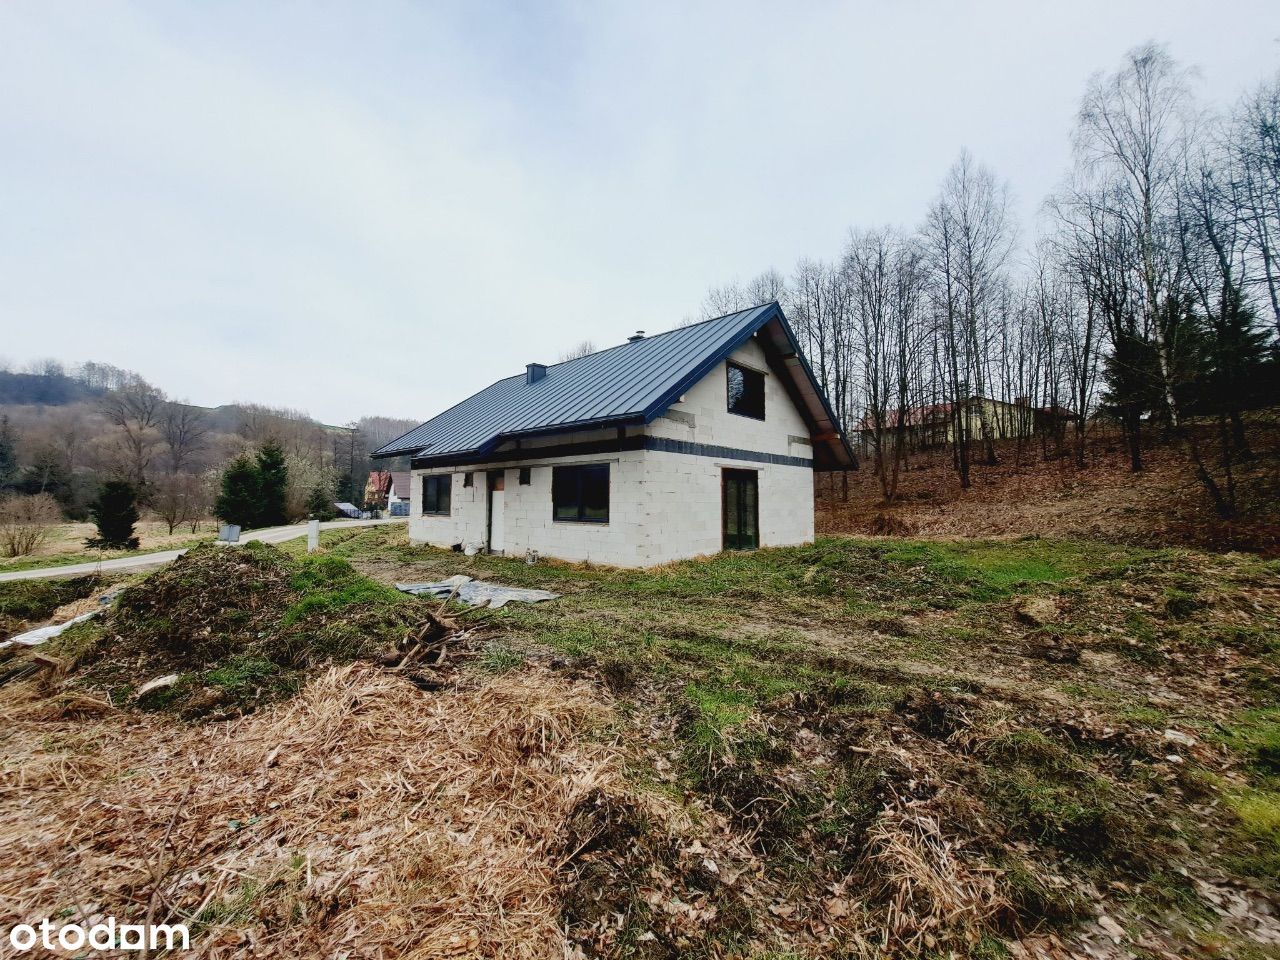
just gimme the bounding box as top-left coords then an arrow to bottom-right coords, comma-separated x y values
372,303 -> 854,567
364,471 -> 393,510
364,471 -> 414,515
388,471 -> 412,516
856,396 -> 1079,454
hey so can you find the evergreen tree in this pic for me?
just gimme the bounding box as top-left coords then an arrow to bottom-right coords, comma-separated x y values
215,454 -> 261,529
0,415 -> 17,490
86,480 -> 140,550
255,438 -> 289,527
305,484 -> 337,521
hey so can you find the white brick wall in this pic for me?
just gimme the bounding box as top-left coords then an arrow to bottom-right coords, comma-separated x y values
406,335 -> 817,567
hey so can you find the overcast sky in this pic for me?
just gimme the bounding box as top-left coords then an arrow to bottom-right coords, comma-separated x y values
2,3 -> 1276,425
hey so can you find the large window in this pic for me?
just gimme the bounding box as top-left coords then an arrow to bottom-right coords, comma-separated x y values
422,474 -> 451,516
726,362 -> 765,420
552,464 -> 609,523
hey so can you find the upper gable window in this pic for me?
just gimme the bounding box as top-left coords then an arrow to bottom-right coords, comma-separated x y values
726,362 -> 765,420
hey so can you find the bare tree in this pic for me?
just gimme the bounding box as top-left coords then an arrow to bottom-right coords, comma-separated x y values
98,379 -> 166,488
558,340 -> 598,362
1228,73 -> 1280,337
1076,42 -> 1196,427
922,151 -> 1015,483
0,493 -> 61,557
152,472 -> 206,535
160,402 -> 210,475
846,228 -> 924,502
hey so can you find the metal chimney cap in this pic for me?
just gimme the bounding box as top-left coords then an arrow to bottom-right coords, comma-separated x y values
627,330 -> 646,342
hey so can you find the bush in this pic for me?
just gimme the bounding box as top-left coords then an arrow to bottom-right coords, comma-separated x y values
0,492 -> 61,557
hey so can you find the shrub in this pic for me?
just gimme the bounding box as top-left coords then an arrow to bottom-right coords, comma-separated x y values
0,492 -> 61,557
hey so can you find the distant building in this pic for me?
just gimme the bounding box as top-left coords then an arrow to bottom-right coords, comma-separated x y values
334,502 -> 363,519
856,396 -> 1078,453
364,471 -> 393,510
373,303 -> 854,567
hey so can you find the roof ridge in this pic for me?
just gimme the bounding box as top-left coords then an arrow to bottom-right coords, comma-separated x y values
544,301 -> 777,370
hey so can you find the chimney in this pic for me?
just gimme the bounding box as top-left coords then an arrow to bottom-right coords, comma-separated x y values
627,330 -> 646,342
526,363 -> 547,384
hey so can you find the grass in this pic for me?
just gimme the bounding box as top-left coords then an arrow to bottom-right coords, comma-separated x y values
0,535 -> 211,573
1217,708 -> 1280,780
281,553 -> 408,626
0,576 -> 109,634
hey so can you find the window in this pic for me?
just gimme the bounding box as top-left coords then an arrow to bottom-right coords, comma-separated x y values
726,362 -> 765,420
463,472 -> 474,488
422,475 -> 451,516
518,467 -> 531,486
552,464 -> 609,523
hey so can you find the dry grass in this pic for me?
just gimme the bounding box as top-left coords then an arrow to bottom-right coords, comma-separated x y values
820,417 -> 1280,556
0,519 -> 214,572
0,663 -> 618,958
862,795 -> 1011,956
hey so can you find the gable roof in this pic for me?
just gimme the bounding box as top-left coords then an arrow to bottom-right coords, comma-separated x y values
373,302 -> 855,470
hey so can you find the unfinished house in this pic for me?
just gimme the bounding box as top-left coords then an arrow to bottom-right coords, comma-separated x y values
372,303 -> 855,567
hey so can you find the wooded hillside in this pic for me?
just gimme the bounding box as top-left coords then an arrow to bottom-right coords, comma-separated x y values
0,358 -> 415,528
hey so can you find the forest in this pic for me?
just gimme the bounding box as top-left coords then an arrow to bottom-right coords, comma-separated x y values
696,45 -> 1279,523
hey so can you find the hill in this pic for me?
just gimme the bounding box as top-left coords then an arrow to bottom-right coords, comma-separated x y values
0,360 -> 417,520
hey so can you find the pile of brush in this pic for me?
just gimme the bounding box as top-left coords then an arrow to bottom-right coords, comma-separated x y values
380,596 -> 489,690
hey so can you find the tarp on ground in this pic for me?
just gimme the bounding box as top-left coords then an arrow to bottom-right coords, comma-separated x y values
394,575 -> 559,609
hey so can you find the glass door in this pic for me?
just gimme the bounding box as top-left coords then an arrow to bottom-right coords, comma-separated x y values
722,469 -> 759,551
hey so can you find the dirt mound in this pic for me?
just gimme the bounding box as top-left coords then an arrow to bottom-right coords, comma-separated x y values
73,542 -> 421,717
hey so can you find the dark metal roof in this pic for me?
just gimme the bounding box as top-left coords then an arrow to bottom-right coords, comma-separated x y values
374,302 -> 856,470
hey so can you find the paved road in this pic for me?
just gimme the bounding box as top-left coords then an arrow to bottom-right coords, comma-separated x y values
0,518 -> 407,583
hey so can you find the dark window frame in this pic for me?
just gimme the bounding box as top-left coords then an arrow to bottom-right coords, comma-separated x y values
422,474 -> 452,516
726,361 -> 766,420
552,464 -> 610,524
518,467 -> 532,486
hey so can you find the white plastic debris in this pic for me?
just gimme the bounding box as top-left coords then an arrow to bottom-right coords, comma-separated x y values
137,674 -> 181,697
394,575 -> 560,609
0,610 -> 100,650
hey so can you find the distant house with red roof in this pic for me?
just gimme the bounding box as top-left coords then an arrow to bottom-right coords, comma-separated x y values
363,470 -> 412,514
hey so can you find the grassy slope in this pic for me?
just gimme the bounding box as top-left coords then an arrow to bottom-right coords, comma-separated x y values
295,526 -> 1280,957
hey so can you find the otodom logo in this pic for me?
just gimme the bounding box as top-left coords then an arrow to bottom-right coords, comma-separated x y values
8,918 -> 190,953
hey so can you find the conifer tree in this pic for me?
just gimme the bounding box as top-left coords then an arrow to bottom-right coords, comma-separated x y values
86,480 -> 140,550
215,454 -> 261,529
255,439 -> 289,527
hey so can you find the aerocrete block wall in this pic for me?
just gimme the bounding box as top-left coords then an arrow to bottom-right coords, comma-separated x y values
405,337 -> 817,568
